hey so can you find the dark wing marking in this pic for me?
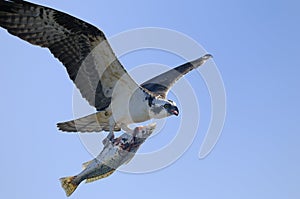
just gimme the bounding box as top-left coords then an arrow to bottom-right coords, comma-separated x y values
0,0 -> 139,111
141,54 -> 212,98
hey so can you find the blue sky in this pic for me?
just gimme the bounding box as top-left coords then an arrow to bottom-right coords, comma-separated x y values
0,0 -> 299,198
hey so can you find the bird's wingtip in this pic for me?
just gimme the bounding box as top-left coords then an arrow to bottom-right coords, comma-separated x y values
203,53 -> 213,59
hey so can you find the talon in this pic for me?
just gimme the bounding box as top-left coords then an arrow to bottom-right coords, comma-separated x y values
107,132 -> 114,141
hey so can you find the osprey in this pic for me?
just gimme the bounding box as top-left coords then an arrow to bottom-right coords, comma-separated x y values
0,0 -> 212,136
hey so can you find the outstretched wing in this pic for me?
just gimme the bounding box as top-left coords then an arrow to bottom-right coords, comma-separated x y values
0,0 -> 139,111
141,54 -> 212,98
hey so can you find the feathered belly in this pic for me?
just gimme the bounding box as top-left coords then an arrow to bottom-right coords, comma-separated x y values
111,90 -> 151,125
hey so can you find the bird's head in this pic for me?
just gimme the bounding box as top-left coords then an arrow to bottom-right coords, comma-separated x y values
149,97 -> 179,119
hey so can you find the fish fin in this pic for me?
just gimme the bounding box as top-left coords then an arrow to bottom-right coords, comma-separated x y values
82,160 -> 93,170
85,169 -> 115,183
59,176 -> 78,197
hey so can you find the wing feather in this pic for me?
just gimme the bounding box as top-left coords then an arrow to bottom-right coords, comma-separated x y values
0,0 -> 139,110
141,54 -> 212,98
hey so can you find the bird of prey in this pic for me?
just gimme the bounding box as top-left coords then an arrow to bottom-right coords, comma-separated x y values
0,0 -> 212,136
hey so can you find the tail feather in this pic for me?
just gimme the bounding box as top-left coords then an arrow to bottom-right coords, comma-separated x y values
59,176 -> 78,197
57,111 -> 121,132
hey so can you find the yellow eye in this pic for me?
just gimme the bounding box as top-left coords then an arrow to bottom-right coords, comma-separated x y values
164,104 -> 170,109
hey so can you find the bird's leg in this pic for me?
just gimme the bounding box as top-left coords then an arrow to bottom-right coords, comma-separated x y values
107,117 -> 115,141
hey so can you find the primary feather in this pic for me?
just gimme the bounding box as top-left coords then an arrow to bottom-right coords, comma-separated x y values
0,0 -> 212,133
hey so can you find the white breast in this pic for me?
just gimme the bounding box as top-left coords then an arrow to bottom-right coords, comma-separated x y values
110,87 -> 150,125
128,90 -> 151,123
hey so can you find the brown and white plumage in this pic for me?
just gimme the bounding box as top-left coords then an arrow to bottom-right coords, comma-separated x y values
141,54 -> 213,98
0,0 -> 139,111
0,0 -> 212,133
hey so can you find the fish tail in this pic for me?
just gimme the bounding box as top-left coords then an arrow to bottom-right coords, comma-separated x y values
59,176 -> 78,197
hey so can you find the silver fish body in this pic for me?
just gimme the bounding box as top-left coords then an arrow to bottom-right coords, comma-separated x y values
60,123 -> 156,196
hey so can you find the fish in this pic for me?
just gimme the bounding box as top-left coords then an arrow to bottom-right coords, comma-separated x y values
59,123 -> 156,197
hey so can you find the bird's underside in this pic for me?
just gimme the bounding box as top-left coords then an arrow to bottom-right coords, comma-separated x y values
0,0 -> 213,133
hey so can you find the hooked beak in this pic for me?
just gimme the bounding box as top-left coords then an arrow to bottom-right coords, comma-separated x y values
171,107 -> 179,116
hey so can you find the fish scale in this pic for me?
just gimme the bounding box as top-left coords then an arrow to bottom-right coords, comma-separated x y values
59,123 -> 156,197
